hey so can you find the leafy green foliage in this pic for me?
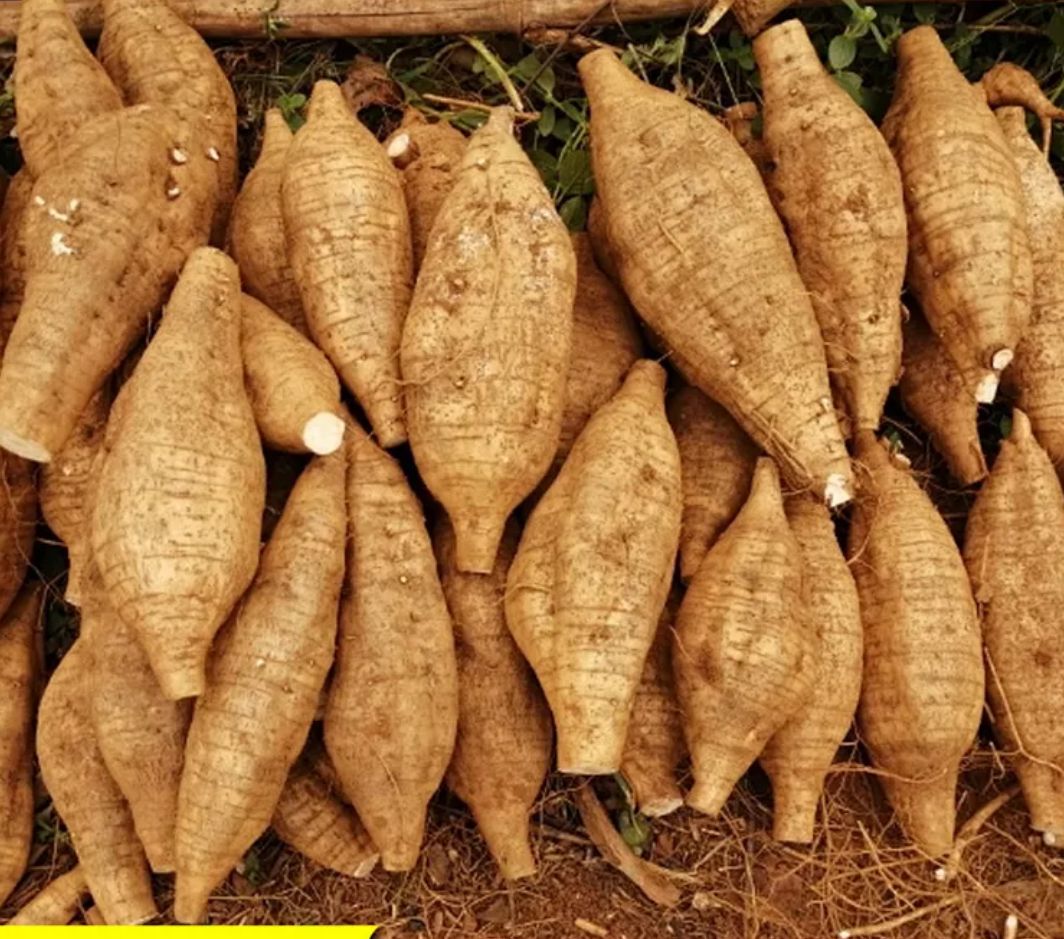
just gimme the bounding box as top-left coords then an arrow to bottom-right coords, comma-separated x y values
34,805 -> 70,847
209,3 -> 1064,225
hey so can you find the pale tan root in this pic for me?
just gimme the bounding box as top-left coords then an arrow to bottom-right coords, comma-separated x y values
282,81 -> 412,448
91,248 -> 265,701
0,584 -> 42,905
240,293 -> 344,455
506,361 -> 681,777
9,867 -> 90,925
401,106 -> 576,573
174,452 -> 345,923
438,519 -> 552,880
324,420 -> 458,872
272,759 -> 379,878
39,390 -> 110,607
36,641 -> 158,923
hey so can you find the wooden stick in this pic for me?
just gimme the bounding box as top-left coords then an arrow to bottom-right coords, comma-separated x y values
573,782 -> 681,908
0,0 -> 1018,41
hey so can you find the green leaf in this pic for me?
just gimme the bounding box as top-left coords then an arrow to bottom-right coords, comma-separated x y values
618,810 -> 651,852
276,92 -> 307,131
511,52 -> 541,83
1000,413 -> 1013,440
828,34 -> 857,71
660,34 -> 686,66
452,109 -> 487,133
913,4 -> 936,24
833,70 -> 864,107
559,196 -> 587,231
528,148 -> 558,188
1049,11 -> 1064,50
558,149 -> 592,195
848,20 -> 870,39
551,114 -> 574,142
535,64 -> 556,96
537,105 -> 556,138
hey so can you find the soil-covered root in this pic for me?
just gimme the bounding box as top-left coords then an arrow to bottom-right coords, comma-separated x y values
36,641 -> 158,924
996,107 -> 1064,469
722,103 -> 770,178
13,0 -> 121,178
9,867 -> 90,925
84,570 -> 190,876
98,0 -> 236,242
0,172 -> 34,360
0,454 -> 36,622
384,108 -> 466,270
673,457 -> 814,816
668,385 -> 758,583
579,48 -> 852,506
402,105 -> 576,573
547,232 -> 643,483
228,110 -> 305,334
759,495 -> 862,843
39,391 -> 109,606
90,247 -> 265,701
272,757 -> 379,878
882,26 -> 1032,396
0,584 -> 41,907
755,19 -> 906,434
506,361 -> 681,776
964,409 -> 1064,842
174,452 -> 346,923
898,314 -> 988,486
620,588 -> 686,817
981,63 -> 1064,154
324,420 -> 458,873
282,80 -> 412,448
0,104 -> 206,464
240,293 -> 345,456
848,432 -> 985,857
437,519 -> 553,880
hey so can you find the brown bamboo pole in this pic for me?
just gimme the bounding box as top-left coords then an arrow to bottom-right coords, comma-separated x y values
0,0 -> 1008,41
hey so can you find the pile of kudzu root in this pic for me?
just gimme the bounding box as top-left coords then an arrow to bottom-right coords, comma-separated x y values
0,0 -> 1062,927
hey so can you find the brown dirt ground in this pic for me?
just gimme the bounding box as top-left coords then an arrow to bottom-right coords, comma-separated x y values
5,747 -> 1063,938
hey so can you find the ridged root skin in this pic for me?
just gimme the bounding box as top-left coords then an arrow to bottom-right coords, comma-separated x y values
438,519 -> 552,880
90,248 -> 265,702
674,458 -> 814,816
506,361 -> 682,777
755,19 -> 906,435
174,452 -> 346,923
324,420 -> 458,873
964,409 -> 1064,842
849,432 -> 984,857
579,48 -> 852,506
282,80 -> 412,448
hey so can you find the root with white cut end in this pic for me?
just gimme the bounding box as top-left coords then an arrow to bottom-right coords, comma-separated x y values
301,411 -> 346,456
0,427 -> 53,463
1044,829 -> 1058,847
976,371 -> 1001,404
824,473 -> 853,508
992,347 -> 1014,371
386,132 -> 419,170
